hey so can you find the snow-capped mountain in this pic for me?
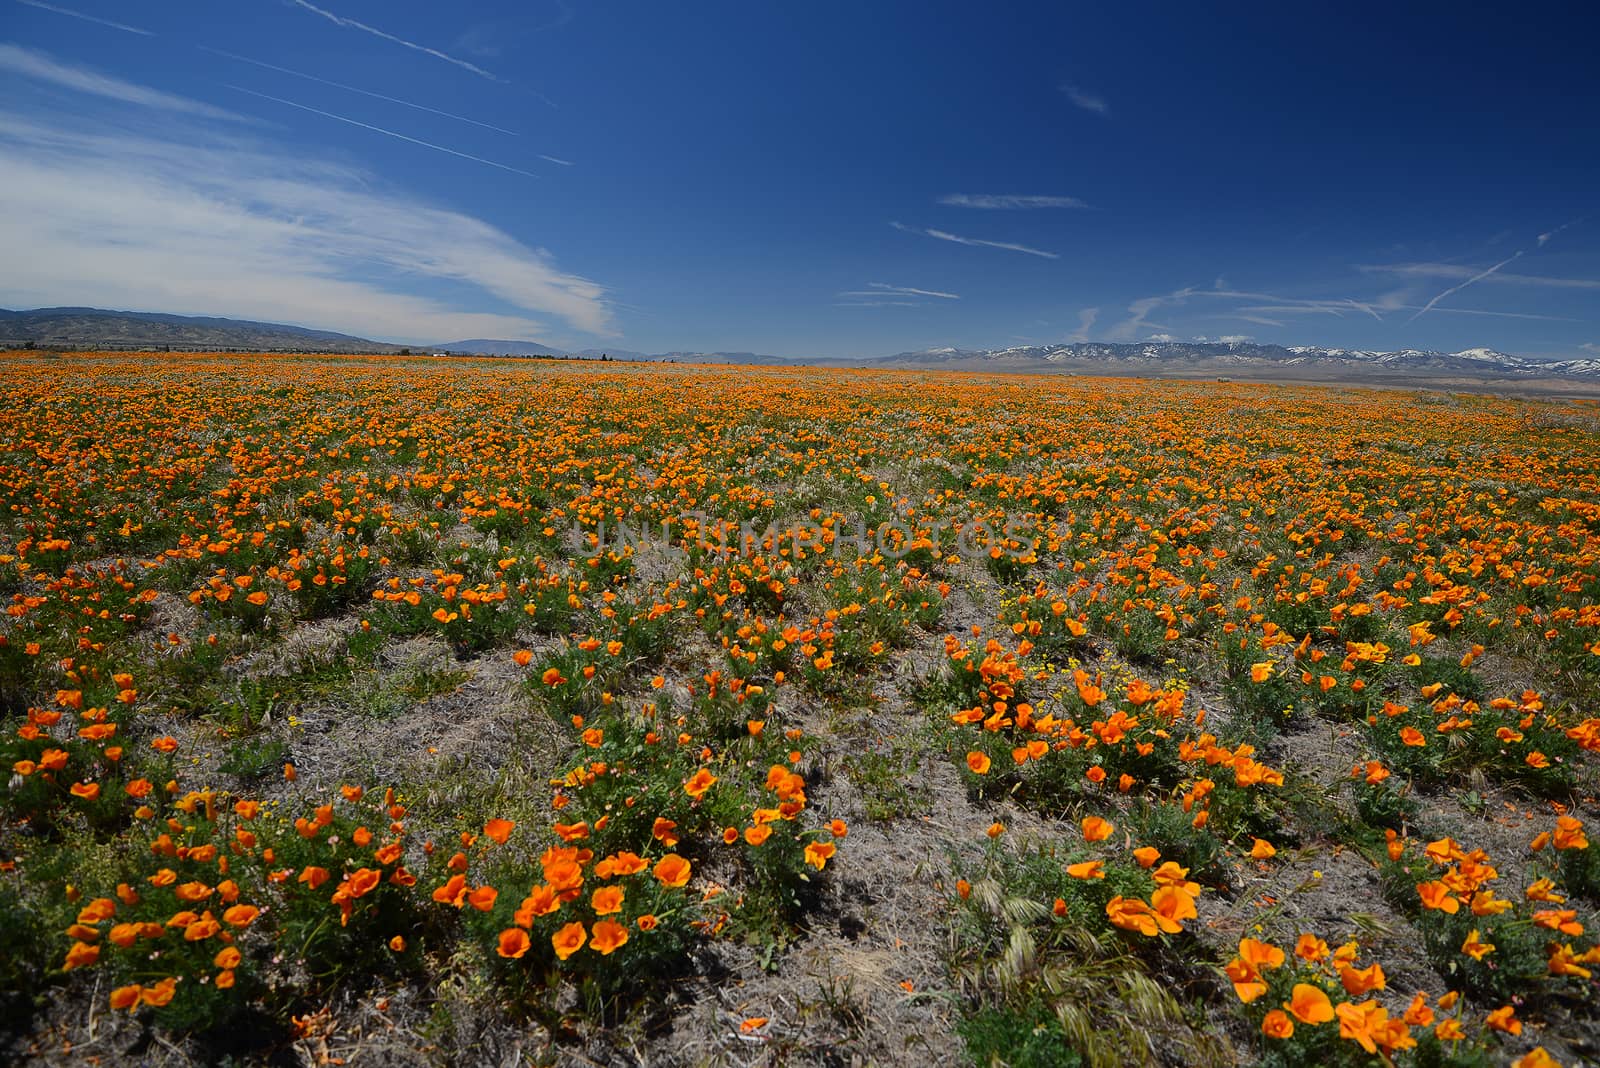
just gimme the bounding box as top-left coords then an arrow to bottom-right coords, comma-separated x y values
880,341 -> 1600,377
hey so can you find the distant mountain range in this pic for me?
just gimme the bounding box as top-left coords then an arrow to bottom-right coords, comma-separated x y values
437,339 -> 791,364
4,307 -> 1597,379
879,341 -> 1600,378
0,307 -> 407,354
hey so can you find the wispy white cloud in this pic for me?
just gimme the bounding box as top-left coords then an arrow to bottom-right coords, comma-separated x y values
1110,286 -> 1192,339
1361,261 -> 1600,290
1407,252 -> 1522,322
1580,342 -> 1600,354
453,4 -> 575,58
834,300 -> 922,308
227,85 -> 539,179
1218,334 -> 1252,344
14,0 -> 151,36
1213,291 -> 1382,320
1396,223 -> 1591,322
1392,304 -> 1577,322
938,194 -> 1089,210
0,106 -> 613,343
201,47 -> 523,137
1,43 -> 242,121
1068,306 -> 1098,342
1233,303 -> 1356,318
1060,84 -> 1108,115
289,0 -> 503,83
1111,285 -> 1386,339
1148,333 -> 1177,342
840,282 -> 960,300
1538,218 -> 1581,246
538,154 -> 573,166
890,221 -> 1058,259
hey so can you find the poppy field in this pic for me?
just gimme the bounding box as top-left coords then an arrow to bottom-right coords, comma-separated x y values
2,350 -> 1598,1067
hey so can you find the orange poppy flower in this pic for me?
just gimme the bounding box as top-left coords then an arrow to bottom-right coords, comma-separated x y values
141,978 -> 178,1007
1285,983 -> 1334,1025
804,841 -> 837,870
683,768 -> 718,799
1338,962 -> 1386,996
1150,885 -> 1197,933
1460,929 -> 1495,961
432,874 -> 469,906
497,927 -> 531,959
1105,895 -> 1159,937
591,885 -> 624,915
589,918 -> 629,955
653,854 -> 692,887
63,941 -> 99,969
551,921 -> 587,961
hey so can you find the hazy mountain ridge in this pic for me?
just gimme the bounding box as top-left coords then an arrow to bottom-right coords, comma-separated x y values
881,340 -> 1600,377
4,308 -> 1597,378
437,340 -> 789,364
0,307 -> 406,353
434,338 -> 568,357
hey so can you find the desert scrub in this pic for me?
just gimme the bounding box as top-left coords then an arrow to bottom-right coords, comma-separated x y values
948,839 -> 1224,1068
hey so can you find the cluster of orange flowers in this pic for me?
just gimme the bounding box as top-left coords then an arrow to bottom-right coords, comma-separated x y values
1226,930 -> 1485,1056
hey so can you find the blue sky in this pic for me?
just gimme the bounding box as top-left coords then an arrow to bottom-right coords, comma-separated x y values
2,1 -> 1597,358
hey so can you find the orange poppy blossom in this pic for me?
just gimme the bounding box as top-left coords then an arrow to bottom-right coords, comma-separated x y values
1485,1004 -> 1521,1035
589,918 -> 629,955
1080,816 -> 1114,842
683,767 -> 718,799
497,927 -> 531,959
1225,938 -> 1286,1002
652,854 -> 692,888
1285,983 -> 1335,1025
1105,895 -> 1161,937
804,841 -> 837,870
594,851 -> 649,878
1337,961 -> 1386,997
591,885 -> 624,915
515,885 -> 562,925
551,922 -> 587,961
